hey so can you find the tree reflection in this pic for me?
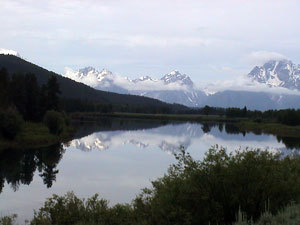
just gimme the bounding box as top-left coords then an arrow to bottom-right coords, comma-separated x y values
0,144 -> 64,194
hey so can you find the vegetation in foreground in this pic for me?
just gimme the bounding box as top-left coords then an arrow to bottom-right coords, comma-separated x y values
3,146 -> 300,225
234,203 -> 300,225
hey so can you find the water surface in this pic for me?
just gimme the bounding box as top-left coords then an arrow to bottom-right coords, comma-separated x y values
0,119 -> 298,222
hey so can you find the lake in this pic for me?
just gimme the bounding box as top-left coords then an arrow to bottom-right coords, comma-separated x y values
0,118 -> 299,223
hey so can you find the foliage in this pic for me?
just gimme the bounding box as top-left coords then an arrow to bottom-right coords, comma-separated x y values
31,192 -> 134,225
0,68 -> 10,109
0,214 -> 17,225
0,107 -> 24,140
43,111 -> 65,135
140,146 -> 300,225
28,146 -> 300,225
235,203 -> 300,225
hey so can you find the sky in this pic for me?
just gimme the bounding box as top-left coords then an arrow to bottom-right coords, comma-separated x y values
1,0 -> 300,85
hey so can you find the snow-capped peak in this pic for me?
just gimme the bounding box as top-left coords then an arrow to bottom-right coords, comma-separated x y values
248,59 -> 300,90
169,70 -> 179,75
0,48 -> 20,57
132,75 -> 157,83
161,70 -> 194,87
97,69 -> 113,79
78,67 -> 98,76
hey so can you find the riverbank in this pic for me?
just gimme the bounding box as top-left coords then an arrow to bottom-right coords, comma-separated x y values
0,122 -> 73,151
71,112 -> 243,122
71,112 -> 300,138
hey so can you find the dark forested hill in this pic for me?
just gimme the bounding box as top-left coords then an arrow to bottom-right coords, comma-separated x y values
0,55 -> 181,108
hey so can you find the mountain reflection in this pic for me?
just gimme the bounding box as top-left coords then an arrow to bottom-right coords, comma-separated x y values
1,120 -> 299,194
69,121 -> 299,154
0,144 -> 64,193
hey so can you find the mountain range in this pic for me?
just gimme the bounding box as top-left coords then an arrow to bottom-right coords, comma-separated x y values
63,60 -> 300,110
1,48 -> 300,110
0,54 -> 179,110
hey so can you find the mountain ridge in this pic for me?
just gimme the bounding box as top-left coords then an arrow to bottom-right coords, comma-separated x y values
63,59 -> 300,109
0,55 -> 181,109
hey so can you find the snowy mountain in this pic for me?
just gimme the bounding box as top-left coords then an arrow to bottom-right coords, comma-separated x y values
0,48 -> 20,57
161,70 -> 194,87
63,68 -> 206,107
62,60 -> 300,110
131,70 -> 205,107
248,59 -> 300,90
64,67 -> 129,94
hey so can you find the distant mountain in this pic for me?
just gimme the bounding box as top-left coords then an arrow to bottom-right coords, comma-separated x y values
63,68 -> 206,107
3,52 -> 300,110
248,59 -> 300,90
63,63 -> 300,110
0,55 -> 179,108
64,67 -> 129,94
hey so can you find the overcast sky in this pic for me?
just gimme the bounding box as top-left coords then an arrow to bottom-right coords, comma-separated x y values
1,0 -> 300,85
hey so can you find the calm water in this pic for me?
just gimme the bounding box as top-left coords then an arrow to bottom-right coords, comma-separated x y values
0,119 -> 299,222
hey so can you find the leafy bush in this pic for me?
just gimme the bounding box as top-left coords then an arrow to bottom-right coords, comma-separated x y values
43,110 -> 65,135
30,146 -> 300,225
31,192 -> 134,225
235,203 -> 300,225
133,146 -> 300,225
0,214 -> 17,225
0,107 -> 24,140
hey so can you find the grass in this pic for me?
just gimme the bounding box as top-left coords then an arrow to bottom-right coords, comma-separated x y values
0,122 -> 73,151
71,112 -> 243,123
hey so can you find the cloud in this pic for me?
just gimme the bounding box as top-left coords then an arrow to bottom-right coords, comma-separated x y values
1,0 -> 300,82
242,51 -> 288,67
204,75 -> 300,96
63,67 -> 190,92
114,76 -> 189,91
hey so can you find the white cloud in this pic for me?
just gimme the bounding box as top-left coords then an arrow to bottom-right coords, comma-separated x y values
242,51 -> 288,67
1,0 -> 300,83
204,75 -> 300,96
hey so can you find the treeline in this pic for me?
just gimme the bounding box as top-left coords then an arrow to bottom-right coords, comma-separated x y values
60,98 -> 176,114
0,68 -> 67,140
183,106 -> 300,126
23,146 -> 300,225
0,68 -> 60,121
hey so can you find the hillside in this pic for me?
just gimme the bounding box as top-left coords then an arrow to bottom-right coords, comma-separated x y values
0,55 -> 179,108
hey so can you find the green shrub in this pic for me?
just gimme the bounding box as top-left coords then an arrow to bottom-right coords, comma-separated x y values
235,203 -> 300,225
31,192 -> 134,225
30,146 -> 300,225
0,107 -> 24,140
43,110 -> 65,135
0,214 -> 17,225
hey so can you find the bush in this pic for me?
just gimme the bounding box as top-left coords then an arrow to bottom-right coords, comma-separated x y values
31,192 -> 134,225
43,110 -> 65,135
133,146 -> 300,225
0,214 -> 17,225
28,146 -> 300,225
235,203 -> 300,225
0,107 -> 24,140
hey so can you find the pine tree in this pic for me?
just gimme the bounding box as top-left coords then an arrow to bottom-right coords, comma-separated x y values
46,76 -> 61,111
0,68 -> 10,109
24,73 -> 40,121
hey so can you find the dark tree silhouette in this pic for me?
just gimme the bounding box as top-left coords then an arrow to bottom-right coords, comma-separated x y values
0,68 -> 10,108
46,75 -> 61,111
